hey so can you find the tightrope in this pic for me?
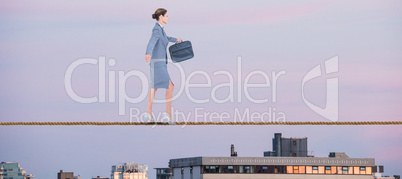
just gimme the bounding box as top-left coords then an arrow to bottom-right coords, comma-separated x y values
0,121 -> 401,126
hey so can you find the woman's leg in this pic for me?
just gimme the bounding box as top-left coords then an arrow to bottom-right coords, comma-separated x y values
147,88 -> 157,118
165,80 -> 174,119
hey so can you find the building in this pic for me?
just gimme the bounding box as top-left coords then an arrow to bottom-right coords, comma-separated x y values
167,133 -> 381,179
111,163 -> 148,179
264,133 -> 308,157
230,144 -> 237,157
169,153 -> 375,179
372,165 -> 400,179
58,170 -> 81,179
58,170 -> 73,179
154,168 -> 172,179
0,162 -> 34,179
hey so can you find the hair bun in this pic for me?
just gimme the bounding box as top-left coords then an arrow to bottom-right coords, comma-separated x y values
152,14 -> 156,19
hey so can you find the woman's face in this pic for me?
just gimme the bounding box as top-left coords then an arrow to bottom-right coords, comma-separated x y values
160,12 -> 169,24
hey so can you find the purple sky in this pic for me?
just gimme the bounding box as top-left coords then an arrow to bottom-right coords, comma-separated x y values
1,0 -> 401,178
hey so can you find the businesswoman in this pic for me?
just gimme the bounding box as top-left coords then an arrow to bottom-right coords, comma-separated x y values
145,8 -> 182,124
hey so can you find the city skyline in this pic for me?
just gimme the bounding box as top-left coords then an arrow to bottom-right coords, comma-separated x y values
1,130 -> 400,178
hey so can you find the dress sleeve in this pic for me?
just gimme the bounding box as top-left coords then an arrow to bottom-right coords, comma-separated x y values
145,28 -> 161,55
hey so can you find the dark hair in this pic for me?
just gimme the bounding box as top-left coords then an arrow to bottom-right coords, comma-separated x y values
152,8 -> 167,21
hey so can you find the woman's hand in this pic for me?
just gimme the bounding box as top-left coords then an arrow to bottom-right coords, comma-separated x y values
176,38 -> 182,43
145,54 -> 151,63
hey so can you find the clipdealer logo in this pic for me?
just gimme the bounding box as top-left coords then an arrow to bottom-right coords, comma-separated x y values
302,55 -> 339,122
64,56 -> 287,124
64,55 -> 339,123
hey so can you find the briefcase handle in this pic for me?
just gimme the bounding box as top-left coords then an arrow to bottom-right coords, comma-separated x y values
175,40 -> 185,44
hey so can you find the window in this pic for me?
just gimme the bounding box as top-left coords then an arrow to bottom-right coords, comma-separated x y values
299,166 -> 306,174
306,166 -> 313,174
293,166 -> 299,174
342,166 -> 349,174
318,166 -> 325,174
325,166 -> 332,174
360,166 -> 366,171
311,166 -> 319,174
255,165 -> 272,173
222,165 -> 236,173
293,141 -> 297,146
354,167 -> 360,174
204,165 -> 219,173
274,166 -> 287,174
287,166 -> 293,173
292,153 -> 296,157
244,166 -> 251,173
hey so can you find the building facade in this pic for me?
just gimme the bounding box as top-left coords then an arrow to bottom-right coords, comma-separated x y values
264,133 -> 308,157
154,168 -> 172,179
0,162 -> 34,179
169,153 -> 375,179
111,163 -> 148,179
58,170 -> 77,179
167,133 -> 379,179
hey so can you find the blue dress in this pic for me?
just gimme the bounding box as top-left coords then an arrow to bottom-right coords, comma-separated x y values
145,22 -> 178,89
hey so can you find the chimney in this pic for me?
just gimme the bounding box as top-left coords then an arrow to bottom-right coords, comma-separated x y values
231,144 -> 237,157
274,133 -> 282,156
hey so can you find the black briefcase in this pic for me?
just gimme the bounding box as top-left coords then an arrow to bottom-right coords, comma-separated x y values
169,41 -> 194,63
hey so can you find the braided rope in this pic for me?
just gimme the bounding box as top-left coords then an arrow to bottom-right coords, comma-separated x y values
0,121 -> 401,126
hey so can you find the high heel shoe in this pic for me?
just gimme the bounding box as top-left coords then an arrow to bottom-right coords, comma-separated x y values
162,112 -> 175,125
144,113 -> 155,123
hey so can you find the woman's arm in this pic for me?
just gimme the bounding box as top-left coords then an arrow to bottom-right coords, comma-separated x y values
145,28 -> 161,63
145,28 -> 161,55
167,36 -> 177,43
168,36 -> 182,43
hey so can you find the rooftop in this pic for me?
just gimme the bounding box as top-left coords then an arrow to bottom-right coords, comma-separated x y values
169,153 -> 375,168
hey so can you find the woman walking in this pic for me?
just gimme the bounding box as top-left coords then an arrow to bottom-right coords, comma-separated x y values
145,8 -> 182,125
